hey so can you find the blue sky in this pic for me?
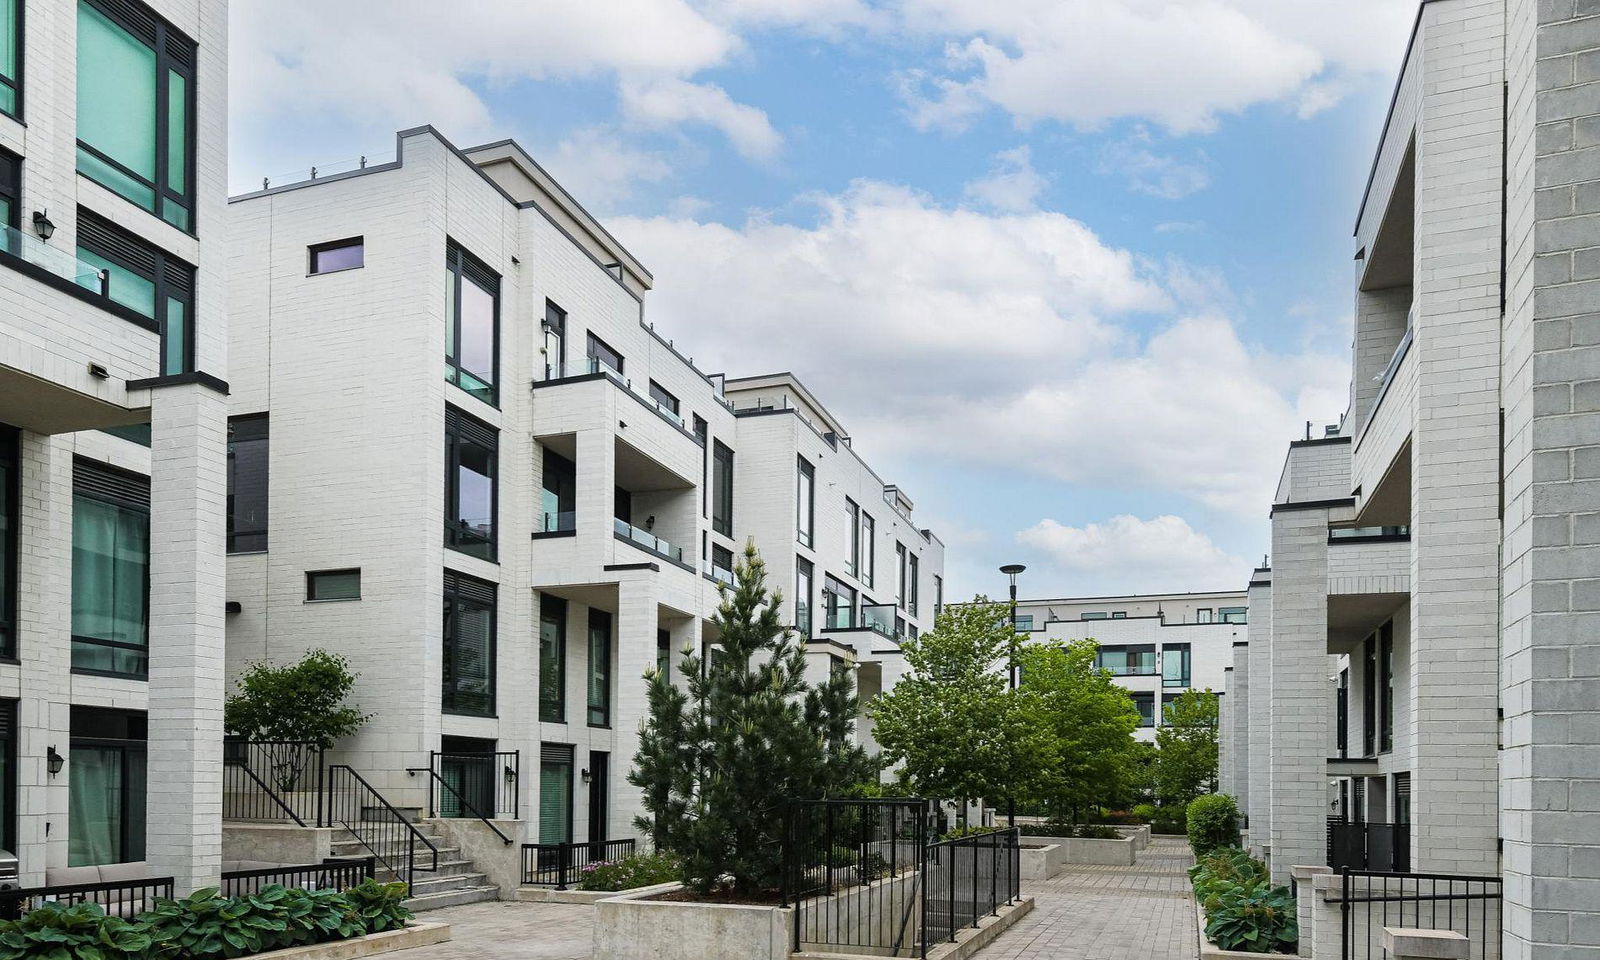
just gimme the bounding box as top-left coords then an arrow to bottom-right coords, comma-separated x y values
230,0 -> 1420,601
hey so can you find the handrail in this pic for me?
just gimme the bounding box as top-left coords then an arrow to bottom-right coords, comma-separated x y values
232,757 -> 308,827
222,739 -> 324,827
323,765 -> 438,887
406,766 -> 513,845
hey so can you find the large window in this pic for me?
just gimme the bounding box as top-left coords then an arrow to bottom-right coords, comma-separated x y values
1219,606 -> 1247,624
540,448 -> 576,535
445,406 -> 496,561
587,609 -> 611,727
68,707 -> 146,866
539,596 -> 566,723
0,701 -> 12,856
1131,692 -> 1155,728
795,557 -> 813,636
305,569 -> 359,601
538,744 -> 573,844
444,241 -> 499,404
711,441 -> 733,537
1096,644 -> 1156,676
71,460 -> 149,678
227,415 -> 267,553
908,552 -> 919,616
76,0 -> 195,230
1362,637 -> 1377,756
77,211 -> 195,375
845,499 -> 859,576
797,457 -> 814,548
1162,643 -> 1191,688
0,148 -> 18,230
656,630 -> 670,681
1379,620 -> 1394,753
860,512 -> 875,588
442,571 -> 495,717
586,333 -> 624,378
823,575 -> 855,630
0,0 -> 18,119
0,426 -> 15,660
895,543 -> 908,611
648,381 -> 680,422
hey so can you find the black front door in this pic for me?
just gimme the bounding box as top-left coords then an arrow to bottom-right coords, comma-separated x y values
588,751 -> 608,846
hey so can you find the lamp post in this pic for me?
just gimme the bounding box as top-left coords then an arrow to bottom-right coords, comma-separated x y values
999,563 -> 1025,827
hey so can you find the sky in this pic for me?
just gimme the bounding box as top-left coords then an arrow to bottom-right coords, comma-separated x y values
228,0 -> 1420,603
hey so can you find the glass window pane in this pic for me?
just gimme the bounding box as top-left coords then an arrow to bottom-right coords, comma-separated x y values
68,745 -> 124,866
444,593 -> 494,716
587,612 -> 610,726
77,3 -> 157,184
162,296 -> 186,375
539,600 -> 566,722
312,241 -> 363,273
166,70 -> 186,193
0,0 -> 15,84
307,570 -> 360,601
227,418 -> 268,553
70,494 -> 149,675
538,761 -> 571,844
459,276 -> 496,386
76,249 -> 155,319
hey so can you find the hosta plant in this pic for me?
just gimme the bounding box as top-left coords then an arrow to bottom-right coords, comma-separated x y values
1201,880 -> 1298,953
0,900 -> 155,960
339,879 -> 412,934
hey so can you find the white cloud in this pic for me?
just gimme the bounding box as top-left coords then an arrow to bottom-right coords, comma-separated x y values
542,128 -> 672,213
1099,129 -> 1210,199
612,181 -> 1348,520
1017,515 -> 1250,594
618,78 -> 784,161
963,146 -> 1048,212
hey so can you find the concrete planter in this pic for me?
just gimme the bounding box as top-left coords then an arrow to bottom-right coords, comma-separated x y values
1018,842 -> 1063,880
236,922 -> 450,960
593,896 -> 792,960
1112,824 -> 1151,851
1195,902 -> 1295,959
1018,835 -> 1135,866
517,880 -> 682,904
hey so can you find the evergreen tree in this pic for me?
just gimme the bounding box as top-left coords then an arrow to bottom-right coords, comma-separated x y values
629,543 -> 878,895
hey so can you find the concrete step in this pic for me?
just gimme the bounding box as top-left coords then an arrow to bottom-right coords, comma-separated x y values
404,883 -> 499,912
408,871 -> 490,897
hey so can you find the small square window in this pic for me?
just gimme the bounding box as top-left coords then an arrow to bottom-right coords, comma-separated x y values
306,569 -> 361,601
309,238 -> 364,274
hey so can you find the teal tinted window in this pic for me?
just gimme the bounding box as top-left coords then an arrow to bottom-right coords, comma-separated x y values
0,0 -> 18,118
70,464 -> 151,679
77,211 -> 195,374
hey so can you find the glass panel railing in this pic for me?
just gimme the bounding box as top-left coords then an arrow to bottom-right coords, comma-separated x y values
825,605 -> 855,630
859,603 -> 898,638
704,559 -> 734,586
0,224 -> 109,294
546,359 -> 687,428
613,516 -> 682,562
1329,525 -> 1410,540
540,511 -> 575,533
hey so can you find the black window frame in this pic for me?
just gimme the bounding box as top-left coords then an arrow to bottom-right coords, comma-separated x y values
0,148 -> 19,230
648,380 -> 680,416
1096,643 -> 1157,677
1362,635 -> 1377,757
0,699 -> 13,855
860,511 -> 875,588
908,551 -> 919,616
307,236 -> 364,275
795,556 -> 814,636
655,629 -> 670,681
1161,643 -> 1192,688
70,458 -> 150,680
76,0 -> 197,233
845,498 -> 859,576
895,542 -> 908,611
711,440 -> 733,537
587,608 -> 612,728
0,0 -> 21,121
1379,620 -> 1394,754
442,570 -> 497,718
226,414 -> 267,554
586,332 -> 624,377
539,595 -> 567,723
538,447 -> 576,536
693,417 -> 709,518
797,456 -> 815,549
1131,691 -> 1155,728
305,568 -> 360,602
711,543 -> 734,577
445,405 -> 498,562
77,209 -> 196,374
0,425 -> 15,662
444,239 -> 501,406
543,300 -> 566,379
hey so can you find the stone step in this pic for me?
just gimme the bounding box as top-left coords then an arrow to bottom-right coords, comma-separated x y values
408,871 -> 490,897
404,883 -> 499,912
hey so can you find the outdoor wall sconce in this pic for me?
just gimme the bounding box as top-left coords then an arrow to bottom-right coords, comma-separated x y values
580,768 -> 592,785
47,746 -> 64,777
31,210 -> 54,241
504,765 -> 517,781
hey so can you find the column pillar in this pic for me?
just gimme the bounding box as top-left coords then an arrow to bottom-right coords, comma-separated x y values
608,577 -> 657,843
144,384 -> 227,893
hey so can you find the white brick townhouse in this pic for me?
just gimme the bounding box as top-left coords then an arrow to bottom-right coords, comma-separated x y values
221,129 -> 944,880
1221,0 -> 1600,954
0,0 -> 231,894
1008,590 -> 1247,743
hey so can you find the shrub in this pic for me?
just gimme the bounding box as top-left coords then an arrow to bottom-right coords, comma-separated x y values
1151,805 -> 1187,835
1186,794 -> 1240,856
0,900 -> 156,960
577,851 -> 682,892
1189,847 -> 1296,954
1131,803 -> 1158,823
857,852 -> 890,883
1015,821 -> 1121,839
940,825 -> 1003,841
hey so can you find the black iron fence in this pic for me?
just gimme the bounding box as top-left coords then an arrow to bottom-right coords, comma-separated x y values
222,738 -> 325,826
424,751 -> 520,820
1327,817 -> 1409,873
1340,868 -> 1501,960
220,857 -> 375,898
0,875 -> 175,921
521,839 -> 637,889
922,829 -> 1020,949
323,764 -> 438,887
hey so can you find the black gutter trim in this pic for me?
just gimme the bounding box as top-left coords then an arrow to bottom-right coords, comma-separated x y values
126,371 -> 228,395
533,371 -> 704,445
0,249 -> 158,333
530,529 -> 576,541
1232,641 -> 1249,648
612,534 -> 695,574
1271,497 -> 1356,516
1289,435 -> 1351,448
1354,1 -> 1438,234
1328,534 -> 1412,545
603,561 -> 658,573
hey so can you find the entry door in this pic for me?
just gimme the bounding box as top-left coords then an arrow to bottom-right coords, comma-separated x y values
439,736 -> 495,818
588,751 -> 609,846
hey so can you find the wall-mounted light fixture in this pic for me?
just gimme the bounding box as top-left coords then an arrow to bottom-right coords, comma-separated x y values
31,210 -> 54,241
580,768 -> 592,785
47,746 -> 64,777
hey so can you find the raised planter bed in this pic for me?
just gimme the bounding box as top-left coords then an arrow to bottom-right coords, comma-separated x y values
593,896 -> 792,960
1018,842 -> 1063,880
517,880 -> 682,904
237,922 -> 450,960
1112,824 -> 1151,851
1195,901 -> 1294,959
1015,835 -> 1135,866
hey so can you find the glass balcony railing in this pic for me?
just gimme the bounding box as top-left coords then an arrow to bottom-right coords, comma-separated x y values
859,603 -> 898,639
1329,525 -> 1410,541
614,517 -> 682,562
540,510 -> 575,534
0,224 -> 110,295
546,358 -> 687,428
704,559 -> 734,586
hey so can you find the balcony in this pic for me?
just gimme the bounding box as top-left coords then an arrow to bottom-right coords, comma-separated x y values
548,358 -> 686,430
613,517 -> 683,564
0,224 -> 110,296
704,558 -> 734,587
822,603 -> 900,640
1326,817 -> 1408,873
538,510 -> 576,535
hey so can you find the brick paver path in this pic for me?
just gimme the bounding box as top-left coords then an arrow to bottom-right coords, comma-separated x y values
390,900 -> 593,960
977,836 -> 1199,960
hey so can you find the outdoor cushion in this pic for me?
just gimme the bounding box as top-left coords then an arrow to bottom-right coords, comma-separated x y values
96,862 -> 152,882
43,865 -> 103,886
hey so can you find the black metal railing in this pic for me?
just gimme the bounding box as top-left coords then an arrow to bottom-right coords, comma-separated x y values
1340,868 -> 1501,960
784,798 -> 928,956
422,750 -> 519,820
220,857 -> 375,898
406,764 -> 513,845
223,738 -> 325,826
323,765 -> 437,888
1328,817 -> 1409,873
520,839 -> 637,889
0,875 -> 175,921
922,829 -> 1020,951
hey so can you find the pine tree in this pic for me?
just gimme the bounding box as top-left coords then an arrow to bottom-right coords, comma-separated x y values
629,542 -> 879,895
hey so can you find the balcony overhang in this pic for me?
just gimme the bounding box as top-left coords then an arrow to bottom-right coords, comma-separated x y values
1327,757 -> 1381,778
1355,438 -> 1411,527
0,365 -> 149,434
1327,592 -> 1406,655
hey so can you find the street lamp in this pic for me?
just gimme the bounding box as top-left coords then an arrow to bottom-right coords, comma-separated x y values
999,563 -> 1025,827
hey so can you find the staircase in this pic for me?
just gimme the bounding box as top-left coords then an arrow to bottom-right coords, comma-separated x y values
329,819 -> 499,911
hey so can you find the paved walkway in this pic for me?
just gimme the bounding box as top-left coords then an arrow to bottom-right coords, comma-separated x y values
976,836 -> 1199,960
389,900 -> 593,960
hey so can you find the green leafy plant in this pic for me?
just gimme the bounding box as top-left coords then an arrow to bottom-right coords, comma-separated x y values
1016,820 -> 1121,839
1188,847 -> 1295,953
339,879 -> 412,934
0,900 -> 156,960
1131,803 -> 1158,823
857,852 -> 890,883
939,825 -> 1003,841
225,649 -> 371,752
1155,690 -> 1220,808
1151,804 -> 1187,835
576,852 -> 682,892
1186,794 -> 1241,856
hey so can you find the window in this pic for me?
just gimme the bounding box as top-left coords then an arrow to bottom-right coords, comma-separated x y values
693,417 -> 708,517
795,557 -> 813,636
1379,620 -> 1394,754
860,512 -> 875,588
711,543 -> 734,582
908,552 -> 919,617
539,448 -> 576,535
1219,606 -> 1247,624
1096,644 -> 1156,676
76,0 -> 195,230
823,575 -> 856,629
648,380 -> 680,420
0,427 -> 14,660
444,240 -> 499,404
1362,636 -> 1377,756
587,609 -> 611,727
226,415 -> 267,553
0,700 -> 12,855
101,424 -> 151,447
845,499 -> 859,575
71,460 -> 149,677
539,596 -> 566,723
586,333 -> 624,378
77,210 -> 195,375
1336,670 -> 1349,757
538,743 -> 573,844
1081,612 -> 1108,620
445,406 -> 497,561
442,571 -> 495,717
0,0 -> 18,119
306,569 -> 360,601
711,441 -> 733,537
895,543 -> 908,611
1013,614 -> 1034,632
308,237 -> 363,274
656,629 -> 671,680
68,707 -> 146,866
1111,611 -> 1127,619
934,574 -> 943,617
542,301 -> 566,379
1162,643 -> 1191,688
0,149 -> 18,230
797,458 -> 815,548
1132,692 -> 1155,728
1196,608 -> 1214,623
